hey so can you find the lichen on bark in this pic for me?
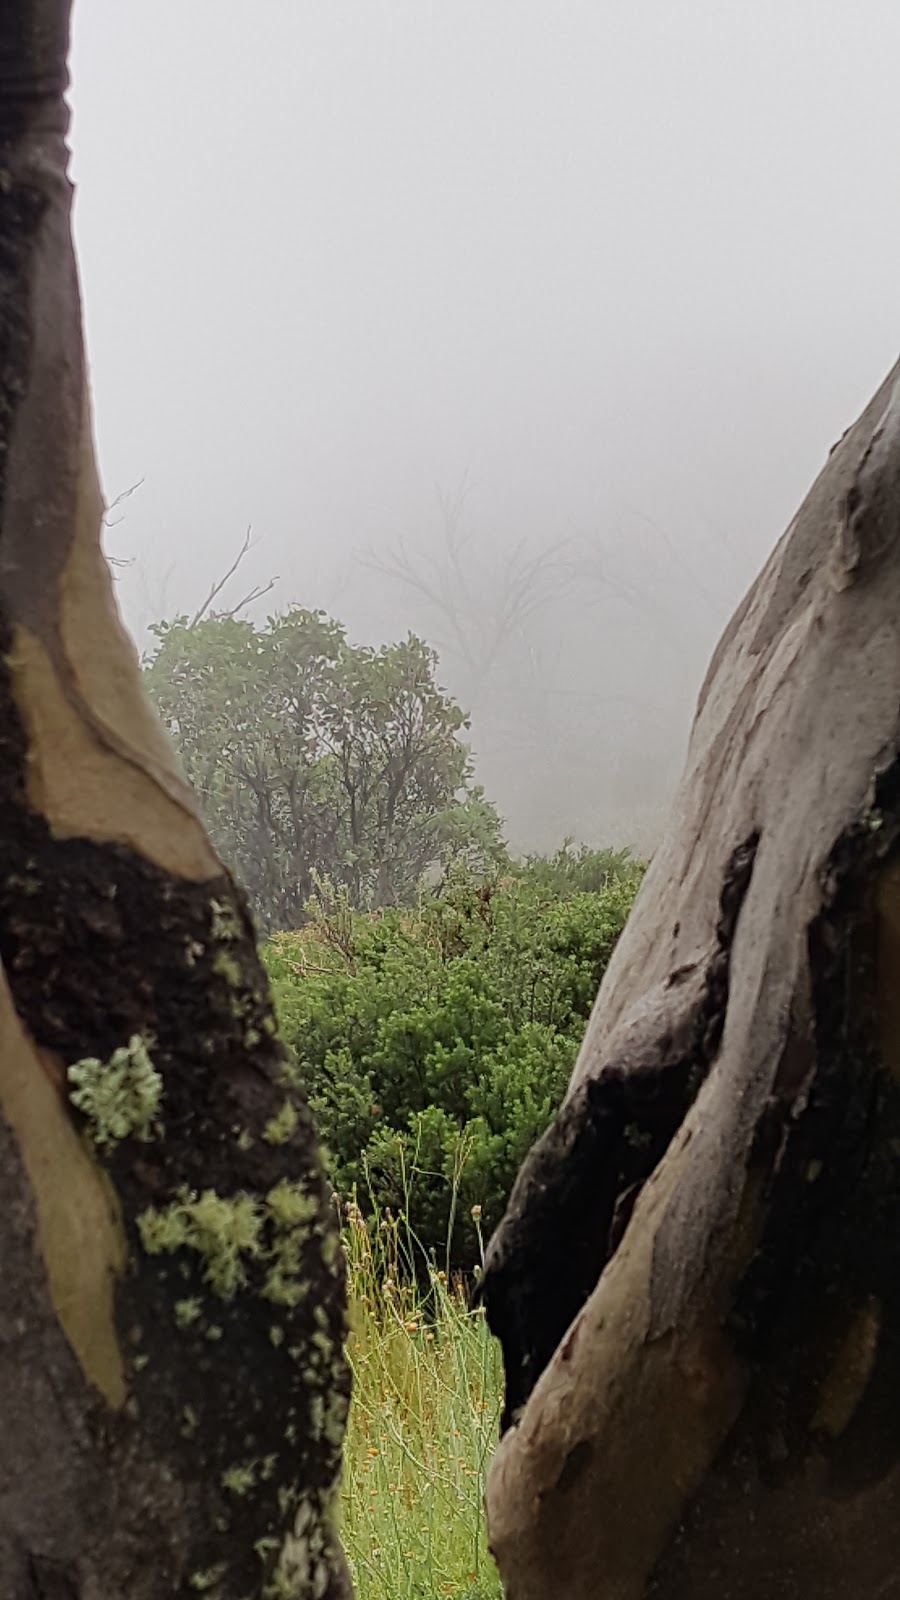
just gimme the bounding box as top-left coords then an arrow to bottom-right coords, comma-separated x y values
0,3 -> 353,1594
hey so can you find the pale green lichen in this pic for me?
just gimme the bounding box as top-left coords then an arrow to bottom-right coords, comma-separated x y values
320,1230 -> 340,1271
267,1181 -> 318,1229
138,1190 -> 263,1297
308,1393 -> 325,1439
266,1493 -> 335,1600
210,897 -> 242,943
68,1034 -> 162,1149
262,1268 -> 305,1309
138,1180 -> 321,1307
174,1297 -> 203,1329
189,1566 -> 227,1593
212,949 -> 243,987
222,1462 -> 257,1496
7,871 -> 40,896
263,1100 -> 298,1145
278,1484 -> 298,1516
323,1386 -> 350,1448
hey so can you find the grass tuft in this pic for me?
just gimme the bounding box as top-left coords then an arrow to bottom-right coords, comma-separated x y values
340,1200 -> 502,1600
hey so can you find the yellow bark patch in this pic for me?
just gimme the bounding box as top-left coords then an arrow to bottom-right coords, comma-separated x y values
0,976 -> 127,1407
5,401 -> 219,881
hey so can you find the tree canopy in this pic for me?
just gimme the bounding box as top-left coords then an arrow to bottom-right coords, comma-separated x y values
144,608 -> 504,929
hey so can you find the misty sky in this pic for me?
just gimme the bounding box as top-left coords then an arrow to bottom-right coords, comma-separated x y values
67,2 -> 900,851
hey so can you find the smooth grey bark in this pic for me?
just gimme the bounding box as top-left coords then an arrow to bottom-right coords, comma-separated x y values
482,356 -> 900,1597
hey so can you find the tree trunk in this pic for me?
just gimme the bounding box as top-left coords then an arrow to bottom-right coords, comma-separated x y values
0,6 -> 351,1597
481,354 -> 900,1598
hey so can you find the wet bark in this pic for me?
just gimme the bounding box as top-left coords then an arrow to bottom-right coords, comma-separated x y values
0,5 -> 351,1597
481,355 -> 900,1597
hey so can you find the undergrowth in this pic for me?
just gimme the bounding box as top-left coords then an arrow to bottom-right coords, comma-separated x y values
340,1199 -> 502,1600
264,847 -> 643,1267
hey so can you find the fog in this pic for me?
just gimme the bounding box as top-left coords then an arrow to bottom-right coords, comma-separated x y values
68,1 -> 900,854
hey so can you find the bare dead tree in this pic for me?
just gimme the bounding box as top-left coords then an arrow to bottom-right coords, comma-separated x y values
362,479 -> 573,700
188,524 -> 278,628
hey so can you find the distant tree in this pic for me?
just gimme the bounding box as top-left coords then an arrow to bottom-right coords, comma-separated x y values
364,479 -> 572,720
363,483 -> 579,849
144,609 -> 504,929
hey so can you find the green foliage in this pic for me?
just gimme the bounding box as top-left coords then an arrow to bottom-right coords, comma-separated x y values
341,1201 -> 502,1599
264,854 -> 643,1268
511,838 -> 643,896
67,1034 -> 162,1149
143,608 -> 505,930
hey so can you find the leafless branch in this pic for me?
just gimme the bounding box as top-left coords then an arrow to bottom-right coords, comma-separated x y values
189,526 -> 253,627
216,578 -> 278,620
103,478 -> 145,577
187,527 -> 277,628
103,477 -> 145,529
361,479 -> 574,690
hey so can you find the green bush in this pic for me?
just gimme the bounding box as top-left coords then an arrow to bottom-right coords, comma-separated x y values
263,851 -> 643,1270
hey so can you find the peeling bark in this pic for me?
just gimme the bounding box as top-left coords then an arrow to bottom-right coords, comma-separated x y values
482,357 -> 900,1598
0,5 -> 351,1597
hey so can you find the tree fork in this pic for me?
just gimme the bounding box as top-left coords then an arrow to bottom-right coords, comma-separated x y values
0,5 -> 351,1596
482,356 -> 900,1597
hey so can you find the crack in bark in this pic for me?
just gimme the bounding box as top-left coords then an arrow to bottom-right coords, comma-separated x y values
25,1553 -> 80,1599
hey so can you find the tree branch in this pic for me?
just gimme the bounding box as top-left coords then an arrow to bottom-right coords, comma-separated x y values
188,526 -> 278,628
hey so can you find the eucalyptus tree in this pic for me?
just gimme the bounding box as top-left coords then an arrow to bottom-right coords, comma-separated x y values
0,5 -> 350,1595
483,357 -> 900,1598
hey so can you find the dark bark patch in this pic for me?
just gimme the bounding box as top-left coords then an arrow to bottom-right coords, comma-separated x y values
0,620 -> 350,1596
648,754 -> 900,1598
481,833 -> 760,1431
0,7 -> 71,144
25,1553 -> 80,1599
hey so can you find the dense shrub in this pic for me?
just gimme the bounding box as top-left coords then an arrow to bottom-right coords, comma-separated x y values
263,849 -> 643,1269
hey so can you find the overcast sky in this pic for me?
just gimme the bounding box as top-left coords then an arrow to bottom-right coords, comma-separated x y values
67,2 -> 900,848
